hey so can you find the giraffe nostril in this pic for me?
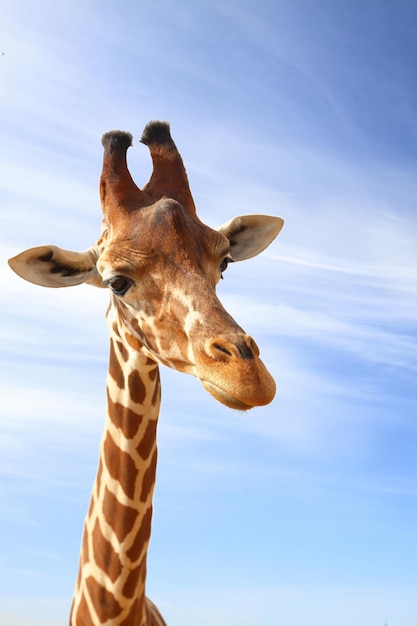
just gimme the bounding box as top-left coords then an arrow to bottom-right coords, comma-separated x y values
212,342 -> 233,357
233,335 -> 260,359
205,336 -> 259,362
205,338 -> 238,362
237,342 -> 253,359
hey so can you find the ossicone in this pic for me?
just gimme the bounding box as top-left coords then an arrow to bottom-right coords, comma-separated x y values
101,130 -> 133,153
140,121 -> 173,148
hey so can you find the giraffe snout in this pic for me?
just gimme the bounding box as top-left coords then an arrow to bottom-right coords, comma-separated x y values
197,332 -> 276,409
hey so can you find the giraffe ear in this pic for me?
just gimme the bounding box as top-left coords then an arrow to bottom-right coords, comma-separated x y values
216,214 -> 284,261
8,245 -> 103,288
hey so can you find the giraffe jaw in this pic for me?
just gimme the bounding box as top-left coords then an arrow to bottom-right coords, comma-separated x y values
201,380 -> 254,411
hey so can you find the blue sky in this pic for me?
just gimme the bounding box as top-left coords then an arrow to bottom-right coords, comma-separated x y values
1,1 -> 417,625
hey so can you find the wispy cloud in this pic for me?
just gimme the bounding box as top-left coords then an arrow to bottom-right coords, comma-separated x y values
1,2 -> 417,625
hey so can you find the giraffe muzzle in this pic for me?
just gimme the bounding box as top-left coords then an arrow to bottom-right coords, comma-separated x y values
196,335 -> 276,410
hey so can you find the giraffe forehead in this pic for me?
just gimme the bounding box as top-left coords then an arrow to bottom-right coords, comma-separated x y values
99,198 -> 229,274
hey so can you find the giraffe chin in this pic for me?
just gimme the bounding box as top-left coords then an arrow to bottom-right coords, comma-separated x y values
201,380 -> 255,411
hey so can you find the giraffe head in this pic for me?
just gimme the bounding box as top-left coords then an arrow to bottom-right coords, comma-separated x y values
9,121 -> 283,410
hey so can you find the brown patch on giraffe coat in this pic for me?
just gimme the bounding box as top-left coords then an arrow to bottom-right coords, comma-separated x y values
158,298 -> 189,353
122,561 -> 146,599
92,519 -> 123,583
125,331 -> 144,352
102,486 -> 138,544
126,506 -> 153,562
129,318 -> 158,354
140,450 -> 157,503
116,339 -> 129,363
85,575 -> 123,621
87,494 -> 95,520
96,459 -> 103,495
103,431 -> 137,499
128,369 -> 146,404
107,389 -> 143,439
82,521 -> 90,565
148,365 -> 159,381
109,339 -> 125,390
72,593 -> 94,625
136,420 -> 157,460
118,597 -> 144,626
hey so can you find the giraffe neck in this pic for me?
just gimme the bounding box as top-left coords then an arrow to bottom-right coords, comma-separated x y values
70,317 -> 163,626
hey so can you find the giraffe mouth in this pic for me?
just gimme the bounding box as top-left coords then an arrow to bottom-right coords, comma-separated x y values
200,380 -> 254,411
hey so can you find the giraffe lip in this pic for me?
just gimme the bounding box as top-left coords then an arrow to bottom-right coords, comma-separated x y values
200,380 -> 253,411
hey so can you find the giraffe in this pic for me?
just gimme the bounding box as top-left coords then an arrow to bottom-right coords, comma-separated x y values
8,121 -> 284,626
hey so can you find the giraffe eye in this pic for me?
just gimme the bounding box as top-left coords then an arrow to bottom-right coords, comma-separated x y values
220,259 -> 229,273
219,256 -> 232,277
105,276 -> 132,296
